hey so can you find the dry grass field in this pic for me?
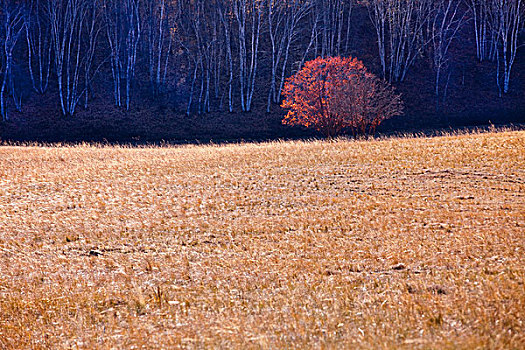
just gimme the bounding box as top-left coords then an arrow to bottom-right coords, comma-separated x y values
0,130 -> 524,349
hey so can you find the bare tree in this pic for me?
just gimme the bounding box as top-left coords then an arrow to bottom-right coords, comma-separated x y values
102,0 -> 123,107
267,0 -> 311,112
493,0 -> 523,95
234,0 -> 262,112
48,0 -> 102,116
468,0 -> 497,62
26,0 -> 52,95
103,0 -> 140,110
298,4 -> 320,70
82,0 -> 102,108
145,0 -> 178,97
467,0 -> 523,95
176,0 -> 213,115
428,0 -> 466,110
1,1 -> 25,121
367,0 -> 431,82
315,0 -> 353,57
218,0 -> 233,112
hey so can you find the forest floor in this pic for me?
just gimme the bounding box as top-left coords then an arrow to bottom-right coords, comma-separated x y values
0,130 -> 524,349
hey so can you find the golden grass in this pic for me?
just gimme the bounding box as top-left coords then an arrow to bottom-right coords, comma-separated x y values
0,131 -> 524,349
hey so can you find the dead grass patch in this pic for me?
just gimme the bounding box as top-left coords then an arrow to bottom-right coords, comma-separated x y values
0,131 -> 524,348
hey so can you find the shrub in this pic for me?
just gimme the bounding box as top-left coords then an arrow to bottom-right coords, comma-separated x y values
281,56 -> 404,138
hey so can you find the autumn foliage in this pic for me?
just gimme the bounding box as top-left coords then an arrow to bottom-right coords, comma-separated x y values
281,56 -> 404,137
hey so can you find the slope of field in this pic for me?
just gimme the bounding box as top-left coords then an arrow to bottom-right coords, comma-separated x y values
0,131 -> 524,349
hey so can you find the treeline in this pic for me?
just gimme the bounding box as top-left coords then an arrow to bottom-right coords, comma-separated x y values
0,0 -> 523,122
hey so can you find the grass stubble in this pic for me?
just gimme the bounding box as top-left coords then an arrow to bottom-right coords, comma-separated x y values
0,130 -> 523,349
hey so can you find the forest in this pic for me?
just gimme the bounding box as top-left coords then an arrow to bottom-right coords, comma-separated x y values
0,0 -> 524,142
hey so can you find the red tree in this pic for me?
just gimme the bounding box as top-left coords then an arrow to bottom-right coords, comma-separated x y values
281,56 -> 404,138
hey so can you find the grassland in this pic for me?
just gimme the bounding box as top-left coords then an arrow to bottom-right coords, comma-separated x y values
0,130 -> 524,349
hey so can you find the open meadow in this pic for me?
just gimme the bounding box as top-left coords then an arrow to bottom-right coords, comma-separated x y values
0,130 -> 524,349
